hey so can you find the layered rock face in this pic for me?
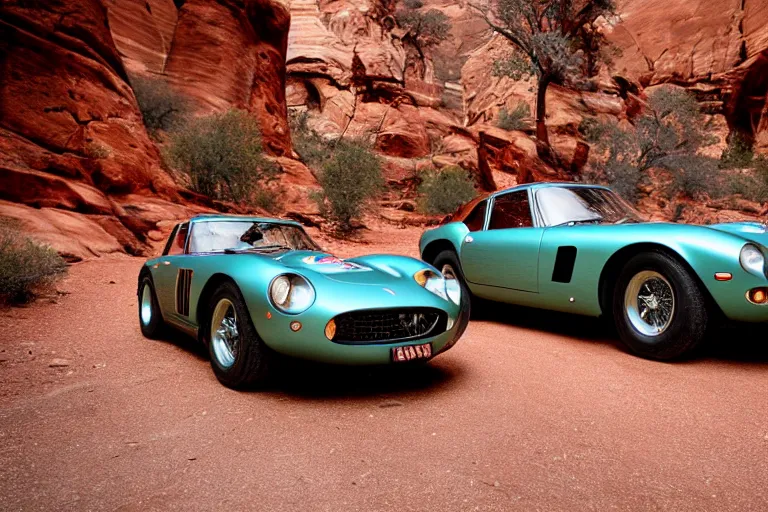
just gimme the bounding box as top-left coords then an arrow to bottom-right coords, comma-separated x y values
107,0 -> 178,74
163,0 -> 292,155
108,0 -> 293,156
0,0 -> 193,261
608,0 -> 768,151
286,0 -> 468,169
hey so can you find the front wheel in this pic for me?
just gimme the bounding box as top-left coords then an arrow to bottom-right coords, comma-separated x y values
206,281 -> 272,389
433,250 -> 471,338
612,251 -> 709,360
138,275 -> 165,339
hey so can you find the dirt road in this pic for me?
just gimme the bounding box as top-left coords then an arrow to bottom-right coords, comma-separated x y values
2,233 -> 768,511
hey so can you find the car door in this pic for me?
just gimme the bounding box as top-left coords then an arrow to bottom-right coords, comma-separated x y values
154,222 -> 194,326
460,190 -> 543,293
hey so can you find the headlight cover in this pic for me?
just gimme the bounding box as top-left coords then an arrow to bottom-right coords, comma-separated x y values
739,244 -> 766,277
414,269 -> 461,305
269,274 -> 315,314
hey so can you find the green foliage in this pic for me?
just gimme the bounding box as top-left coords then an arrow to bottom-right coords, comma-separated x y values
402,0 -> 423,9
290,110 -> 328,168
418,166 -> 477,215
720,133 -> 755,169
130,76 -> 190,136
0,220 -> 66,305
484,0 -> 616,84
497,102 -> 530,131
395,8 -> 451,50
165,109 -> 278,206
314,139 -> 384,231
583,86 -> 718,203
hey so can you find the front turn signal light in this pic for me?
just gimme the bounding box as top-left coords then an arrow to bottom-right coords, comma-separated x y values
325,319 -> 336,340
747,288 -> 768,304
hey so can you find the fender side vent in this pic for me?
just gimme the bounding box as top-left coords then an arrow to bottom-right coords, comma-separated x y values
552,246 -> 577,283
175,269 -> 193,316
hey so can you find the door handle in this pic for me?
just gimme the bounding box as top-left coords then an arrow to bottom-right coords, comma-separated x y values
465,235 -> 474,243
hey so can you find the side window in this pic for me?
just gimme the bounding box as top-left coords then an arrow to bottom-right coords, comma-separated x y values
463,200 -> 488,232
488,192 -> 533,229
166,223 -> 189,256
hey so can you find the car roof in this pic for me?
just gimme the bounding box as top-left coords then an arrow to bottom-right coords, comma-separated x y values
489,181 -> 611,198
186,214 -> 302,228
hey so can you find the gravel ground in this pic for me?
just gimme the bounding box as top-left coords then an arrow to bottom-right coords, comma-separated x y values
1,225 -> 767,511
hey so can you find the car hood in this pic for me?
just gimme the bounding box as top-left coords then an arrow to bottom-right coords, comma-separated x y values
272,251 -> 413,286
707,222 -> 768,247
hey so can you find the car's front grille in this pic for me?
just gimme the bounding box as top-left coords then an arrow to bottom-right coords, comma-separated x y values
332,308 -> 446,344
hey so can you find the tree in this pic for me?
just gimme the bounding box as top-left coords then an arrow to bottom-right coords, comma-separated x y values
395,5 -> 451,63
471,0 -> 616,147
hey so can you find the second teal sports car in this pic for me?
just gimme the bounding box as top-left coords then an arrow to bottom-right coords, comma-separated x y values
419,183 -> 768,360
138,215 -> 468,388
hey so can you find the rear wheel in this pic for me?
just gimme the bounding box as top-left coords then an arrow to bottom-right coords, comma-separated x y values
206,280 -> 272,389
433,250 -> 472,333
612,251 -> 708,360
138,275 -> 165,339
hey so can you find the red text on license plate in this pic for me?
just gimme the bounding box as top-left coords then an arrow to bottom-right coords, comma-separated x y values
392,343 -> 432,362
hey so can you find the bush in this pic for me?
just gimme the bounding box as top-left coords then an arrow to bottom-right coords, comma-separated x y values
0,220 -> 67,305
165,109 -> 278,206
131,76 -> 190,136
418,166 -> 477,215
719,133 -> 754,170
290,110 -> 327,168
497,102 -> 531,131
583,86 -> 718,204
314,139 -> 384,231
402,0 -> 423,9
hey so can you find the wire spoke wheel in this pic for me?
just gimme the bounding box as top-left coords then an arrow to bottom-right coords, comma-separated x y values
211,298 -> 239,368
624,270 -> 675,337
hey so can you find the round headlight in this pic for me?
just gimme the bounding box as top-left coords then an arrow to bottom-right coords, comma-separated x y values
740,244 -> 766,277
413,269 -> 460,305
270,275 -> 291,307
269,274 -> 315,314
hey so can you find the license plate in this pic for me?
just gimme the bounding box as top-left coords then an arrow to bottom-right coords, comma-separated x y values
392,343 -> 432,362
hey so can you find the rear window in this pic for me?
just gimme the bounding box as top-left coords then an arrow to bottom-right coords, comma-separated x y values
463,199 -> 488,232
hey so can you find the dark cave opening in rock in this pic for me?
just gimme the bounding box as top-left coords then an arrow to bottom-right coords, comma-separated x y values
727,51 -> 768,146
304,80 -> 321,111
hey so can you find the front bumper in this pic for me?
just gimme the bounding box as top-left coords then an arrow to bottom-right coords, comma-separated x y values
250,294 -> 466,365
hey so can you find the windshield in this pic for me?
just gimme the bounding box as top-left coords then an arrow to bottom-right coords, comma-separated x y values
187,220 -> 321,254
536,187 -> 643,227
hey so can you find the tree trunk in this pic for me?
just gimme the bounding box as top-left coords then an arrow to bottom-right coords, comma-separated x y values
535,74 -> 551,149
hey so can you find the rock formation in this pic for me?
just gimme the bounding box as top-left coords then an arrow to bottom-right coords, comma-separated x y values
0,0 -> 193,261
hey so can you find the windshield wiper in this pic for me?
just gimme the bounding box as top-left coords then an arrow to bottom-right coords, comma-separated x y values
223,244 -> 291,254
551,218 -> 602,228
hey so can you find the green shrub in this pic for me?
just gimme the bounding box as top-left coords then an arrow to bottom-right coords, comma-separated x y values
165,109 -> 279,206
0,220 -> 66,305
583,86 -> 718,204
402,0 -> 423,9
719,133 -> 754,169
289,110 -> 327,168
497,102 -> 531,131
314,139 -> 384,231
418,166 -> 477,214
131,75 -> 190,136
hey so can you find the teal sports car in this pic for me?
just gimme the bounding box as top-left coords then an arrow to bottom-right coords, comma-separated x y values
419,183 -> 768,360
137,215 -> 468,388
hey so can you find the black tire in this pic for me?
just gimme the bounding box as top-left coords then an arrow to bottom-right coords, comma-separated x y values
205,280 -> 272,389
138,275 -> 166,339
612,251 -> 709,360
433,249 -> 472,337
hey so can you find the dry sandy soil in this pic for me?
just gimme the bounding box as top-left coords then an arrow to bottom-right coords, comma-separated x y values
1,223 -> 768,511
